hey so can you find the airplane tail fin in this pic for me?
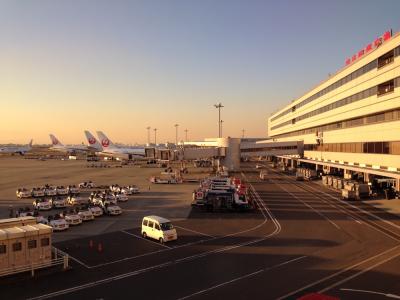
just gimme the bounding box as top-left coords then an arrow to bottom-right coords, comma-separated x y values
28,139 -> 33,147
84,130 -> 103,151
96,131 -> 115,149
49,134 -> 63,146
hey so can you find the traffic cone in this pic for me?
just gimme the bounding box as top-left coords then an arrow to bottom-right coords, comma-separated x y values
89,240 -> 93,249
97,242 -> 103,253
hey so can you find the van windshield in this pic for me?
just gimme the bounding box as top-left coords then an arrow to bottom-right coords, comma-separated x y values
160,222 -> 173,231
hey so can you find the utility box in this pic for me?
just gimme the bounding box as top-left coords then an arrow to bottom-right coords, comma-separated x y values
0,218 -> 52,273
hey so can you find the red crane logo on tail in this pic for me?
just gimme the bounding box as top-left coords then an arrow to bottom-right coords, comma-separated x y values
88,137 -> 96,145
101,139 -> 110,147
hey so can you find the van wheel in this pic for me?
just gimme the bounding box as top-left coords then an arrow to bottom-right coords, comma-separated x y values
159,238 -> 164,244
142,232 -> 147,238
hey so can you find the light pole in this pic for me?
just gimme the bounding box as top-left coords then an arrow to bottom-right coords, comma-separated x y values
220,120 -> 224,137
146,126 -> 151,145
153,128 -> 157,145
174,124 -> 179,146
214,102 -> 224,138
242,129 -> 245,138
184,129 -> 188,142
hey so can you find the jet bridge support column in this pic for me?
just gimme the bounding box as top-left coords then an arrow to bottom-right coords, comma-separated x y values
218,137 -> 240,172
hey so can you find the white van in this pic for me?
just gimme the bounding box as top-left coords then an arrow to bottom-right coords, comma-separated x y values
141,216 -> 177,244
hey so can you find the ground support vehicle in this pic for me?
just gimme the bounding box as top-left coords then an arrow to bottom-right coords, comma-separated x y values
62,210 -> 82,225
141,216 -> 177,243
109,184 -> 121,192
31,188 -> 45,197
67,185 -> 80,194
56,186 -> 68,195
113,193 -> 128,202
78,208 -> 94,221
33,198 -> 52,211
342,189 -> 356,200
79,181 -> 95,189
67,196 -> 89,206
44,186 -> 57,197
16,188 -> 31,198
150,176 -> 178,184
88,205 -> 103,217
48,215 -> 69,231
101,203 -> 122,215
52,197 -> 68,208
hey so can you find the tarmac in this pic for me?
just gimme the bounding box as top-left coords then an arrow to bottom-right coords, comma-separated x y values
0,156 -> 209,242
1,159 -> 400,299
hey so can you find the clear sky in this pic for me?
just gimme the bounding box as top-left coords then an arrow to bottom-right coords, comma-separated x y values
1,0 -> 399,144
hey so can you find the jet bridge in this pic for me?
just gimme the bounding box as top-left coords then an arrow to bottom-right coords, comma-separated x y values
145,138 -> 302,171
240,140 -> 303,158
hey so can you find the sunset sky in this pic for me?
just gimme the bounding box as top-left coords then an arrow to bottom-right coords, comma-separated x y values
1,0 -> 399,144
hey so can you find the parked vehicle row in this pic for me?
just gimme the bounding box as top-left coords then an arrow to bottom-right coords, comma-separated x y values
16,203 -> 120,232
16,184 -> 81,199
109,184 -> 140,194
17,181 -> 142,199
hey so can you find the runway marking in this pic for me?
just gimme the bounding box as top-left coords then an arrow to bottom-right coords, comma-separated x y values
347,216 -> 363,224
272,169 -> 400,242
340,288 -> 400,299
319,250 -> 400,293
27,175 -> 282,300
27,229 -> 282,300
307,182 -> 400,230
120,230 -> 171,249
276,245 -> 400,300
177,256 -> 307,300
302,182 -> 400,242
273,178 -> 341,230
176,269 -> 264,300
174,225 -> 215,238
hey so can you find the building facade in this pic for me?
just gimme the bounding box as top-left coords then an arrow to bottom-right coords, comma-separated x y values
268,30 -> 400,190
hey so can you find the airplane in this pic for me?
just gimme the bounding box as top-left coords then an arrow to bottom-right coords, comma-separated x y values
96,131 -> 146,160
84,130 -> 103,152
0,140 -> 33,155
49,134 -> 90,153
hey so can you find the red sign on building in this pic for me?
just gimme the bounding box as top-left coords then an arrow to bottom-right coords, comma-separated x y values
345,30 -> 392,66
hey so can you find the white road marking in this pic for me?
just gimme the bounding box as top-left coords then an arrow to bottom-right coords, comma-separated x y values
341,288 -> 400,299
276,245 -> 400,300
177,256 -> 307,300
28,174 -> 282,300
120,230 -> 171,249
274,178 -> 341,230
302,182 -> 400,242
174,225 -> 215,238
88,236 -> 217,269
176,269 -> 264,300
274,170 -> 400,242
320,250 -> 400,293
347,216 -> 363,224
307,182 -> 400,231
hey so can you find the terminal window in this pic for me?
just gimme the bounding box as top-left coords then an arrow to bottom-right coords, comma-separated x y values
0,244 -> 6,254
28,239 -> 37,249
378,50 -> 394,69
12,242 -> 22,252
40,238 -> 50,247
378,80 -> 394,96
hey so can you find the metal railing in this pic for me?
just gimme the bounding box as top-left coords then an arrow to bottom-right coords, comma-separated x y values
0,247 -> 69,278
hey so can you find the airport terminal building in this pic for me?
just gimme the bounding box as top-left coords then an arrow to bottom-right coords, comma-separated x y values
267,30 -> 400,190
